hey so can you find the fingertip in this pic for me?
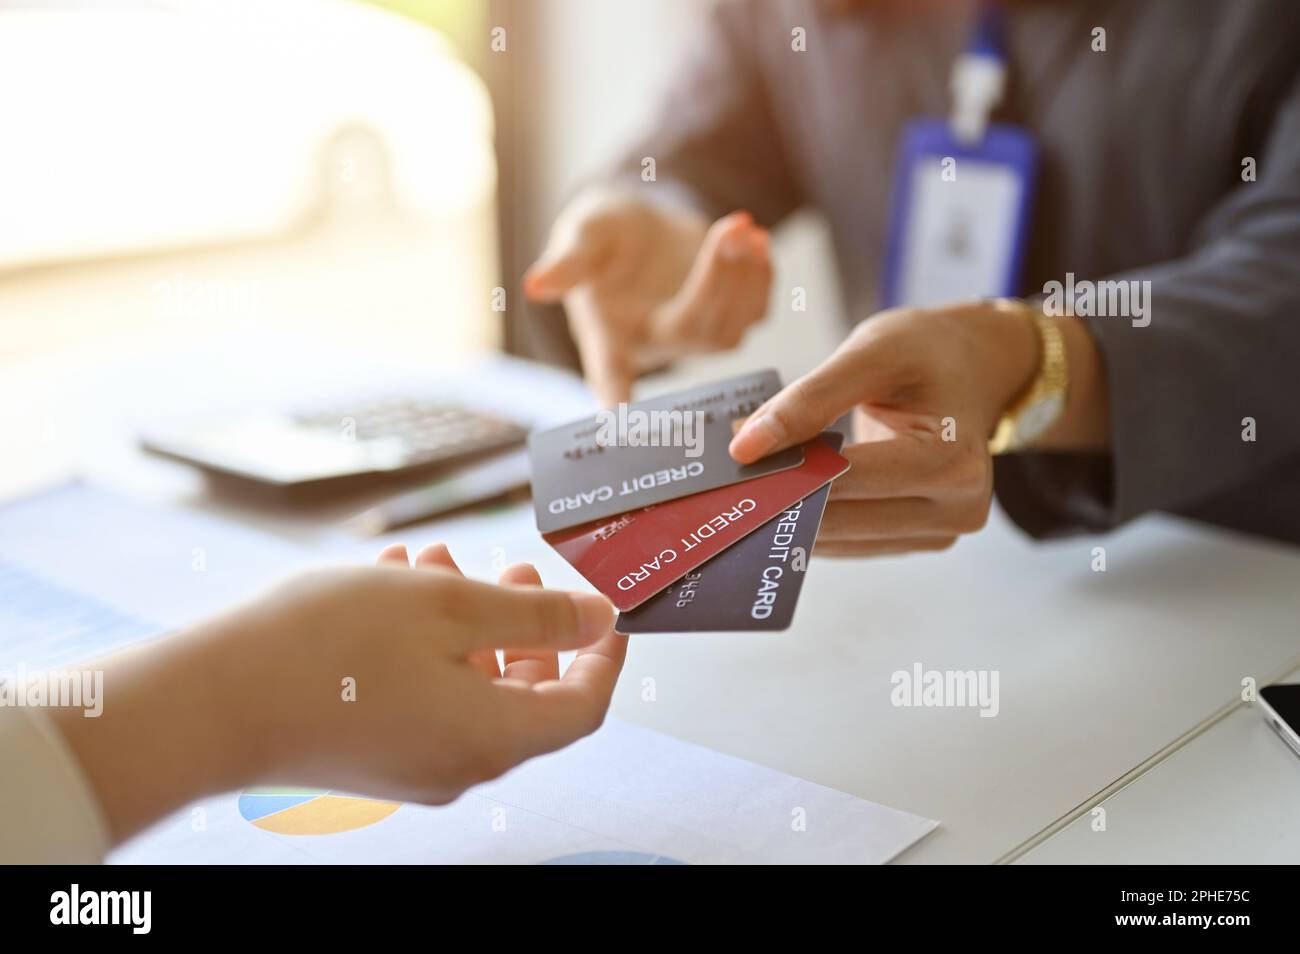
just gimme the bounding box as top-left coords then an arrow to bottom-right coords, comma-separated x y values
376,544 -> 410,566
415,542 -> 461,573
592,374 -> 634,410
728,413 -> 782,463
499,562 -> 543,587
587,627 -> 631,665
522,265 -> 553,302
524,256 -> 575,303
714,213 -> 754,258
568,592 -> 616,643
526,243 -> 595,303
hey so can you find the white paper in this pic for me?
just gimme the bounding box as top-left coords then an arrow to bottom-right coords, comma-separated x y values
0,482 -> 309,669
112,719 -> 936,865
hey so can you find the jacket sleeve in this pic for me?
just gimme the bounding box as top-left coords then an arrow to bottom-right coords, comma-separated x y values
995,72 -> 1300,538
607,0 -> 804,228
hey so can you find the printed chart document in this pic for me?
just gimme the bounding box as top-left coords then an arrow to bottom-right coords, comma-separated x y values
112,719 -> 935,865
0,483 -> 938,864
0,483 -> 308,670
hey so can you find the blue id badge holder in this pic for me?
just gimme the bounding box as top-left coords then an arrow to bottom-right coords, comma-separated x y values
881,3 -> 1038,308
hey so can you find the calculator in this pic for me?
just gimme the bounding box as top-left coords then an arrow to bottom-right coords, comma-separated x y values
141,397 -> 528,489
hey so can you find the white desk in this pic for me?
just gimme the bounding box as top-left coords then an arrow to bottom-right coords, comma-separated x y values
596,509 -> 1300,863
5,336 -> 1300,864
1017,676 -> 1300,864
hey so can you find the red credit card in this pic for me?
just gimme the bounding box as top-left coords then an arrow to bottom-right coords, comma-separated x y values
543,435 -> 850,611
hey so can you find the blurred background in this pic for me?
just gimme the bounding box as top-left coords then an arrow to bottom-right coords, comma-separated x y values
1,0 -> 846,500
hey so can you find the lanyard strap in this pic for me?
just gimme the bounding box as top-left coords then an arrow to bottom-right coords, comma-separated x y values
950,1 -> 1007,144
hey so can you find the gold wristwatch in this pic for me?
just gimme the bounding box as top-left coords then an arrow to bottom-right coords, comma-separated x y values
986,298 -> 1068,456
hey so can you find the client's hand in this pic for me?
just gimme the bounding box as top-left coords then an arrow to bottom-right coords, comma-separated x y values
52,545 -> 624,843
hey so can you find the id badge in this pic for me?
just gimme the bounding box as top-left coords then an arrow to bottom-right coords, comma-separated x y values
881,118 -> 1038,308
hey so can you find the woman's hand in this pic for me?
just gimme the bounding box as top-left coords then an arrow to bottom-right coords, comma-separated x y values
524,190 -> 772,406
53,545 -> 625,844
728,301 -> 1105,557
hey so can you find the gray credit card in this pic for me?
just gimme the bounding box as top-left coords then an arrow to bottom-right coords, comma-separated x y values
615,432 -> 843,634
527,369 -> 804,533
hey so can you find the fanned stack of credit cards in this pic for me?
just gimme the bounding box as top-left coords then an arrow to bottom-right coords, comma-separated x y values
527,370 -> 850,634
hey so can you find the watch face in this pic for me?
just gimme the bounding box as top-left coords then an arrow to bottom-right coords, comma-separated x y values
1018,395 -> 1065,444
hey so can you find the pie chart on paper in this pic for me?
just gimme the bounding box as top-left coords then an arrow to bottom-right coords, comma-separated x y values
238,787 -> 400,835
